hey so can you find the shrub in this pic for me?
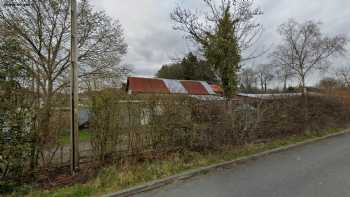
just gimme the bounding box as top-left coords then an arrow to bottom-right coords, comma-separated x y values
88,92 -> 350,166
0,90 -> 36,189
0,110 -> 33,182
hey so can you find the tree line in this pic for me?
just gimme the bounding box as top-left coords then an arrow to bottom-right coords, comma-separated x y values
156,0 -> 348,95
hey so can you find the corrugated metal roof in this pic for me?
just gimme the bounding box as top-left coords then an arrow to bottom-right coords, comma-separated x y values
237,93 -> 303,100
200,81 -> 216,95
211,84 -> 224,94
128,77 -> 169,94
127,77 -> 222,96
180,81 -> 209,95
190,95 -> 225,101
163,79 -> 188,94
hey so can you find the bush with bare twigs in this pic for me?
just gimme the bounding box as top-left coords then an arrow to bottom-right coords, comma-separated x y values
88,90 -> 350,166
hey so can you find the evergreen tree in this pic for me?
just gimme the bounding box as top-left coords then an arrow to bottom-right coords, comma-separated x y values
156,63 -> 184,80
171,0 -> 262,98
156,53 -> 218,83
204,7 -> 241,98
182,52 -> 197,80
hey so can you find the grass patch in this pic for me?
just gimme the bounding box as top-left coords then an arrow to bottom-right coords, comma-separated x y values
6,128 -> 346,197
60,130 -> 92,145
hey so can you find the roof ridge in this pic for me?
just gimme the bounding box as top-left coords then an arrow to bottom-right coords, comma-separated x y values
128,76 -> 208,83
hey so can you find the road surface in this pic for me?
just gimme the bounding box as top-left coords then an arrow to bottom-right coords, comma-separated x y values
136,132 -> 350,197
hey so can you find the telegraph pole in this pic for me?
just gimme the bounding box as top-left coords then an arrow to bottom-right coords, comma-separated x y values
70,0 -> 79,175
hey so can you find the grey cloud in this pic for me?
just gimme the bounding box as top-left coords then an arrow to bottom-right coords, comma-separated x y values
91,0 -> 192,76
91,0 -> 350,82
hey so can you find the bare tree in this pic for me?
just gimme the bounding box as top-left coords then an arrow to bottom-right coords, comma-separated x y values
0,0 -> 127,138
171,0 -> 262,97
240,68 -> 257,92
318,77 -> 341,93
336,66 -> 350,88
272,19 -> 347,94
271,58 -> 295,91
256,64 -> 274,92
171,0 -> 262,53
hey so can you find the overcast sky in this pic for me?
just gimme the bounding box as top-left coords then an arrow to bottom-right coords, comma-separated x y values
90,0 -> 350,83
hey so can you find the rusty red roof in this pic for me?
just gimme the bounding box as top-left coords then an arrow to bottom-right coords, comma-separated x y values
127,77 -> 169,94
210,84 -> 223,94
180,81 -> 209,95
127,77 -> 221,96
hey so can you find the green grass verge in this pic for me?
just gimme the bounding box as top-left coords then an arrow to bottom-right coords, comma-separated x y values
6,128 -> 346,197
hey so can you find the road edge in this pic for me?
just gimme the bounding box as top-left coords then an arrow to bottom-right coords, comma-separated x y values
103,129 -> 350,197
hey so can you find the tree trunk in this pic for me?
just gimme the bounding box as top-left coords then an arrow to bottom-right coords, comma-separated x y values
301,75 -> 307,96
29,72 -> 40,172
301,75 -> 309,131
283,74 -> 288,91
40,80 -> 54,147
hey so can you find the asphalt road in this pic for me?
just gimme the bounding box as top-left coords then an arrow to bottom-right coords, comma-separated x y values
136,133 -> 350,197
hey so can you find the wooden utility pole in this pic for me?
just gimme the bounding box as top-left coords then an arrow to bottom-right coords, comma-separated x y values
70,0 -> 79,175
